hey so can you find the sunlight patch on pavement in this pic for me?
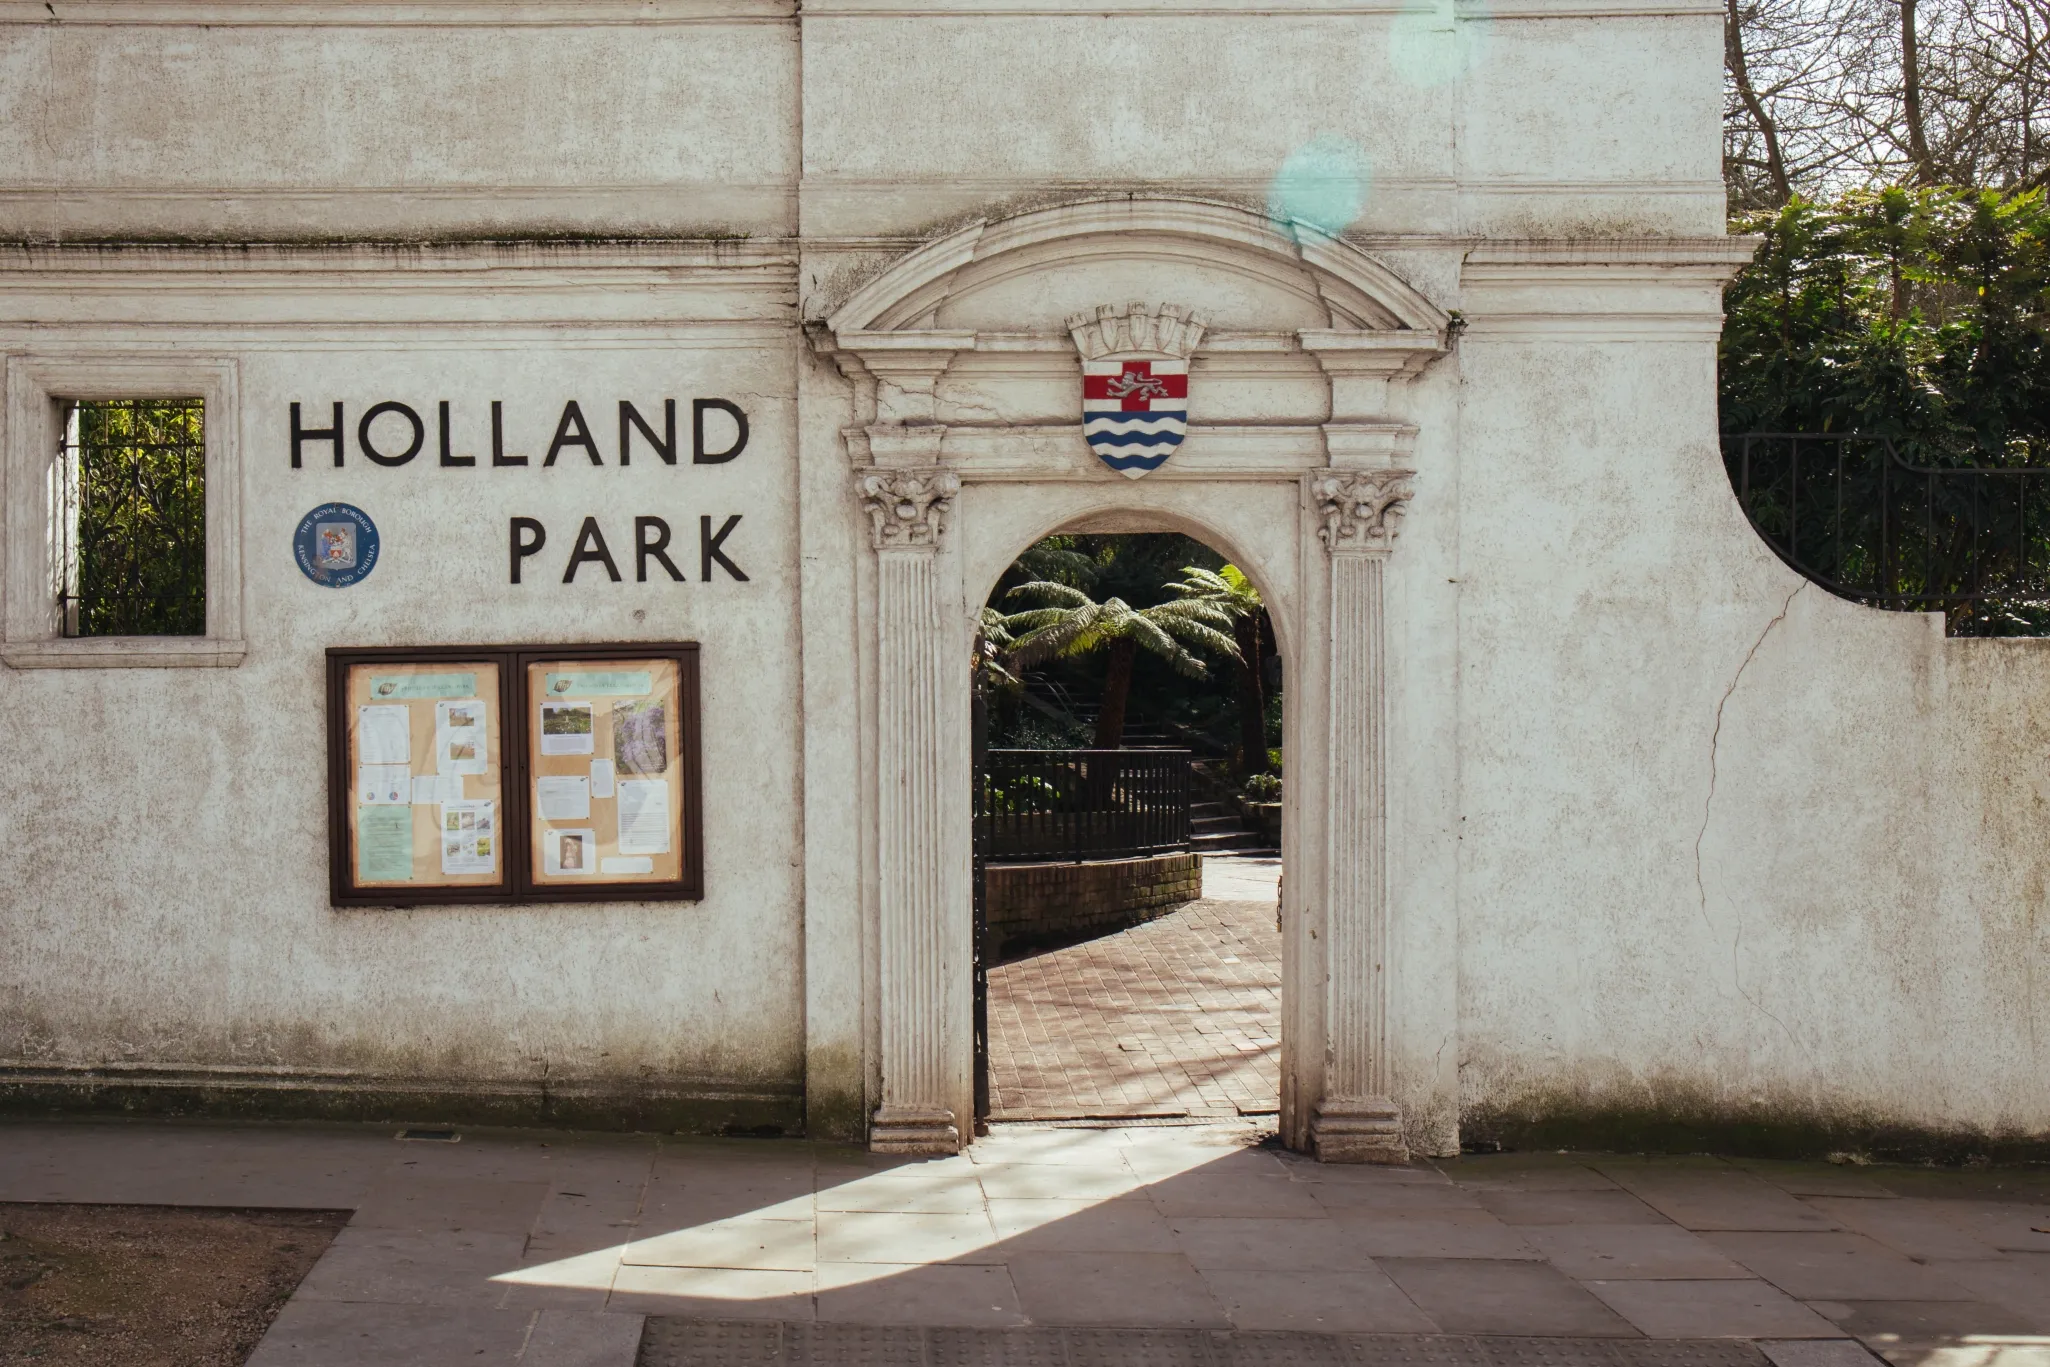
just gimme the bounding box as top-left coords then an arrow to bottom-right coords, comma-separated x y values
492,1131 -> 1229,1298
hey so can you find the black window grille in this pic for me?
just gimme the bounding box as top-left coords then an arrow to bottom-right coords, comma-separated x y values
59,398 -> 206,637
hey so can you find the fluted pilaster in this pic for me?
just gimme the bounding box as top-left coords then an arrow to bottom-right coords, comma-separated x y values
859,469 -> 961,1154
1309,468 -> 1413,1164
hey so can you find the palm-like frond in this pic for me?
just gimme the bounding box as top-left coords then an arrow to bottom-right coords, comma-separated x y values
1006,580 -> 1091,609
997,579 -> 1239,677
1170,563 -> 1262,615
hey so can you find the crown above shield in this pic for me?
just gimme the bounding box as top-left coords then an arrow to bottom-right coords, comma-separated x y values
1067,302 -> 1208,479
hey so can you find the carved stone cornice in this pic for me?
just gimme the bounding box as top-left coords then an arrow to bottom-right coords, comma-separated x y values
1299,329 -> 1449,425
857,468 -> 959,550
817,328 -> 976,428
1309,468 -> 1415,554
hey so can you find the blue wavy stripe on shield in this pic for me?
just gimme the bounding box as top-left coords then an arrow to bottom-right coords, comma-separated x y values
1085,430 -> 1187,448
1096,449 -> 1175,471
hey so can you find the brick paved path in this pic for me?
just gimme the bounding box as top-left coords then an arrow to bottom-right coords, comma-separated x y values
985,881 -> 1281,1121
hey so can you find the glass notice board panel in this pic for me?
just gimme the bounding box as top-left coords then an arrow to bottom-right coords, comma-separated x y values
327,644 -> 701,906
338,657 -> 507,900
525,657 -> 688,891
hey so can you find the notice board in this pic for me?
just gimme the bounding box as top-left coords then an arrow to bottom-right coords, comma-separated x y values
327,644 -> 702,906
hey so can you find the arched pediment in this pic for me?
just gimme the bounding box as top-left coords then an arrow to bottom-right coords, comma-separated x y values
826,197 -> 1452,339
818,195 -> 1452,462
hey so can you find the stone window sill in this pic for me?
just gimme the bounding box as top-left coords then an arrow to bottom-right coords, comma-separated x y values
2,637 -> 247,669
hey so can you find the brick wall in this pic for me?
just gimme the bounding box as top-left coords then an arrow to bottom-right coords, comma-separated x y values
985,852 -> 1202,956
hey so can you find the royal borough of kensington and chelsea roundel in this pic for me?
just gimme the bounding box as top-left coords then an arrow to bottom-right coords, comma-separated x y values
294,503 -> 380,588
1070,302 -> 1207,479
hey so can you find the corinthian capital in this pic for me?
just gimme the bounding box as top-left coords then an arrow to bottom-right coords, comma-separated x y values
1309,468 -> 1415,554
857,468 -> 960,549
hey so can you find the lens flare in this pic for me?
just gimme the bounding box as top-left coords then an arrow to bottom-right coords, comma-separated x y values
1266,137 -> 1374,238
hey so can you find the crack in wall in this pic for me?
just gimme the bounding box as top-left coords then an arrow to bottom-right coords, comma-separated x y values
1694,582 -> 1805,1051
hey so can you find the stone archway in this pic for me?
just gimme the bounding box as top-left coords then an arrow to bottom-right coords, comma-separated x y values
813,197 -> 1452,1160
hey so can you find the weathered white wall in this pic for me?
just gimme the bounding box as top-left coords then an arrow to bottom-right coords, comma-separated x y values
0,247 -> 810,1125
1,0 -> 2041,1151
1452,260 -> 2050,1147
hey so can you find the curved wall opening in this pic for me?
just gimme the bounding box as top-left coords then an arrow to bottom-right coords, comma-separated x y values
969,520 -> 1288,1133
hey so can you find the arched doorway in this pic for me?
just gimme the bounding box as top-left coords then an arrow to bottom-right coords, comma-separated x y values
971,521 -> 1287,1131
810,197 -> 1452,1160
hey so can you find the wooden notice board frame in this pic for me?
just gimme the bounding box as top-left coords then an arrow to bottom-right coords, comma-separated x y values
327,643 -> 703,907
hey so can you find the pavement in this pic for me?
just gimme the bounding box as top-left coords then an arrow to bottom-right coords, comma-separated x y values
986,856 -> 1282,1120
3,1118 -> 2049,1366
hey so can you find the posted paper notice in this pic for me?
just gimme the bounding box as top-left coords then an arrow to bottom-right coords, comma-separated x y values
617,779 -> 671,855
436,699 -> 488,776
358,705 -> 411,764
536,775 -> 591,821
539,701 -> 595,756
357,805 -> 414,882
411,774 -> 463,806
544,828 -> 595,876
358,764 -> 410,805
589,759 -> 616,799
440,800 -> 496,875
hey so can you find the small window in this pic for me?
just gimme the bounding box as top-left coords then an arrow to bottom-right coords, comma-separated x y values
5,355 -> 240,668
58,398 -> 207,637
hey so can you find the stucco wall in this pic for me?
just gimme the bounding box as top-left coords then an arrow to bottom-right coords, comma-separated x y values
0,246 -> 809,1127
0,1 -> 2041,1153
1451,293 -> 2050,1152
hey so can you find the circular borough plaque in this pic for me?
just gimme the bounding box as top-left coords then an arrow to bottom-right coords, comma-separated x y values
294,502 -> 380,588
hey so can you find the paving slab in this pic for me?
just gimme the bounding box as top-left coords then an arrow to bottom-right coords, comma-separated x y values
1196,1266 -> 1439,1333
1480,1189 -> 1674,1226
1804,1198 -> 2005,1261
1375,1258 -> 1643,1337
1168,1214 -> 1382,1270
1333,1209 -> 1547,1260
1920,1255 -> 2050,1330
1598,1170 -> 1843,1234
1813,1301 -> 2047,1339
813,1261 -> 1028,1326
1005,1250 -> 1232,1327
1705,1232 -> 1982,1301
1757,1341 -> 1887,1367
522,1309 -> 647,1367
1586,1279 -> 1845,1338
243,1299 -> 538,1366
1522,1225 -> 1757,1280
293,1225 -> 526,1307
983,1195 -> 1182,1251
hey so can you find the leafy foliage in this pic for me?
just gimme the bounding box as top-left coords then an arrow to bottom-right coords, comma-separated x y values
1001,580 -> 1239,680
1168,565 -> 1275,777
1722,186 -> 2050,632
67,399 -> 206,637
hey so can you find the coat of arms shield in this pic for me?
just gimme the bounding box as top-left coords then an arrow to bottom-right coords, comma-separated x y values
1068,302 -> 1208,479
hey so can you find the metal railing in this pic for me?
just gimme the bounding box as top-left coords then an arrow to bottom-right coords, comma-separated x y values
1723,432 -> 2050,631
977,749 -> 1192,864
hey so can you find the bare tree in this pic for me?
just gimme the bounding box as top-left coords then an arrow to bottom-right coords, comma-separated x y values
1726,0 -> 2050,201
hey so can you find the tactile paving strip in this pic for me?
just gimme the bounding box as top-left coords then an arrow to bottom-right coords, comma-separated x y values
637,1320 -> 1771,1367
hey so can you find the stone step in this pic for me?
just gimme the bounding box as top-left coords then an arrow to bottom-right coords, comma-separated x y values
1193,832 -> 1274,852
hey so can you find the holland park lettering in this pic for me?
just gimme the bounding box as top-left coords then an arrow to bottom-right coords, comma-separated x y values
288,397 -> 754,585
288,397 -> 749,468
